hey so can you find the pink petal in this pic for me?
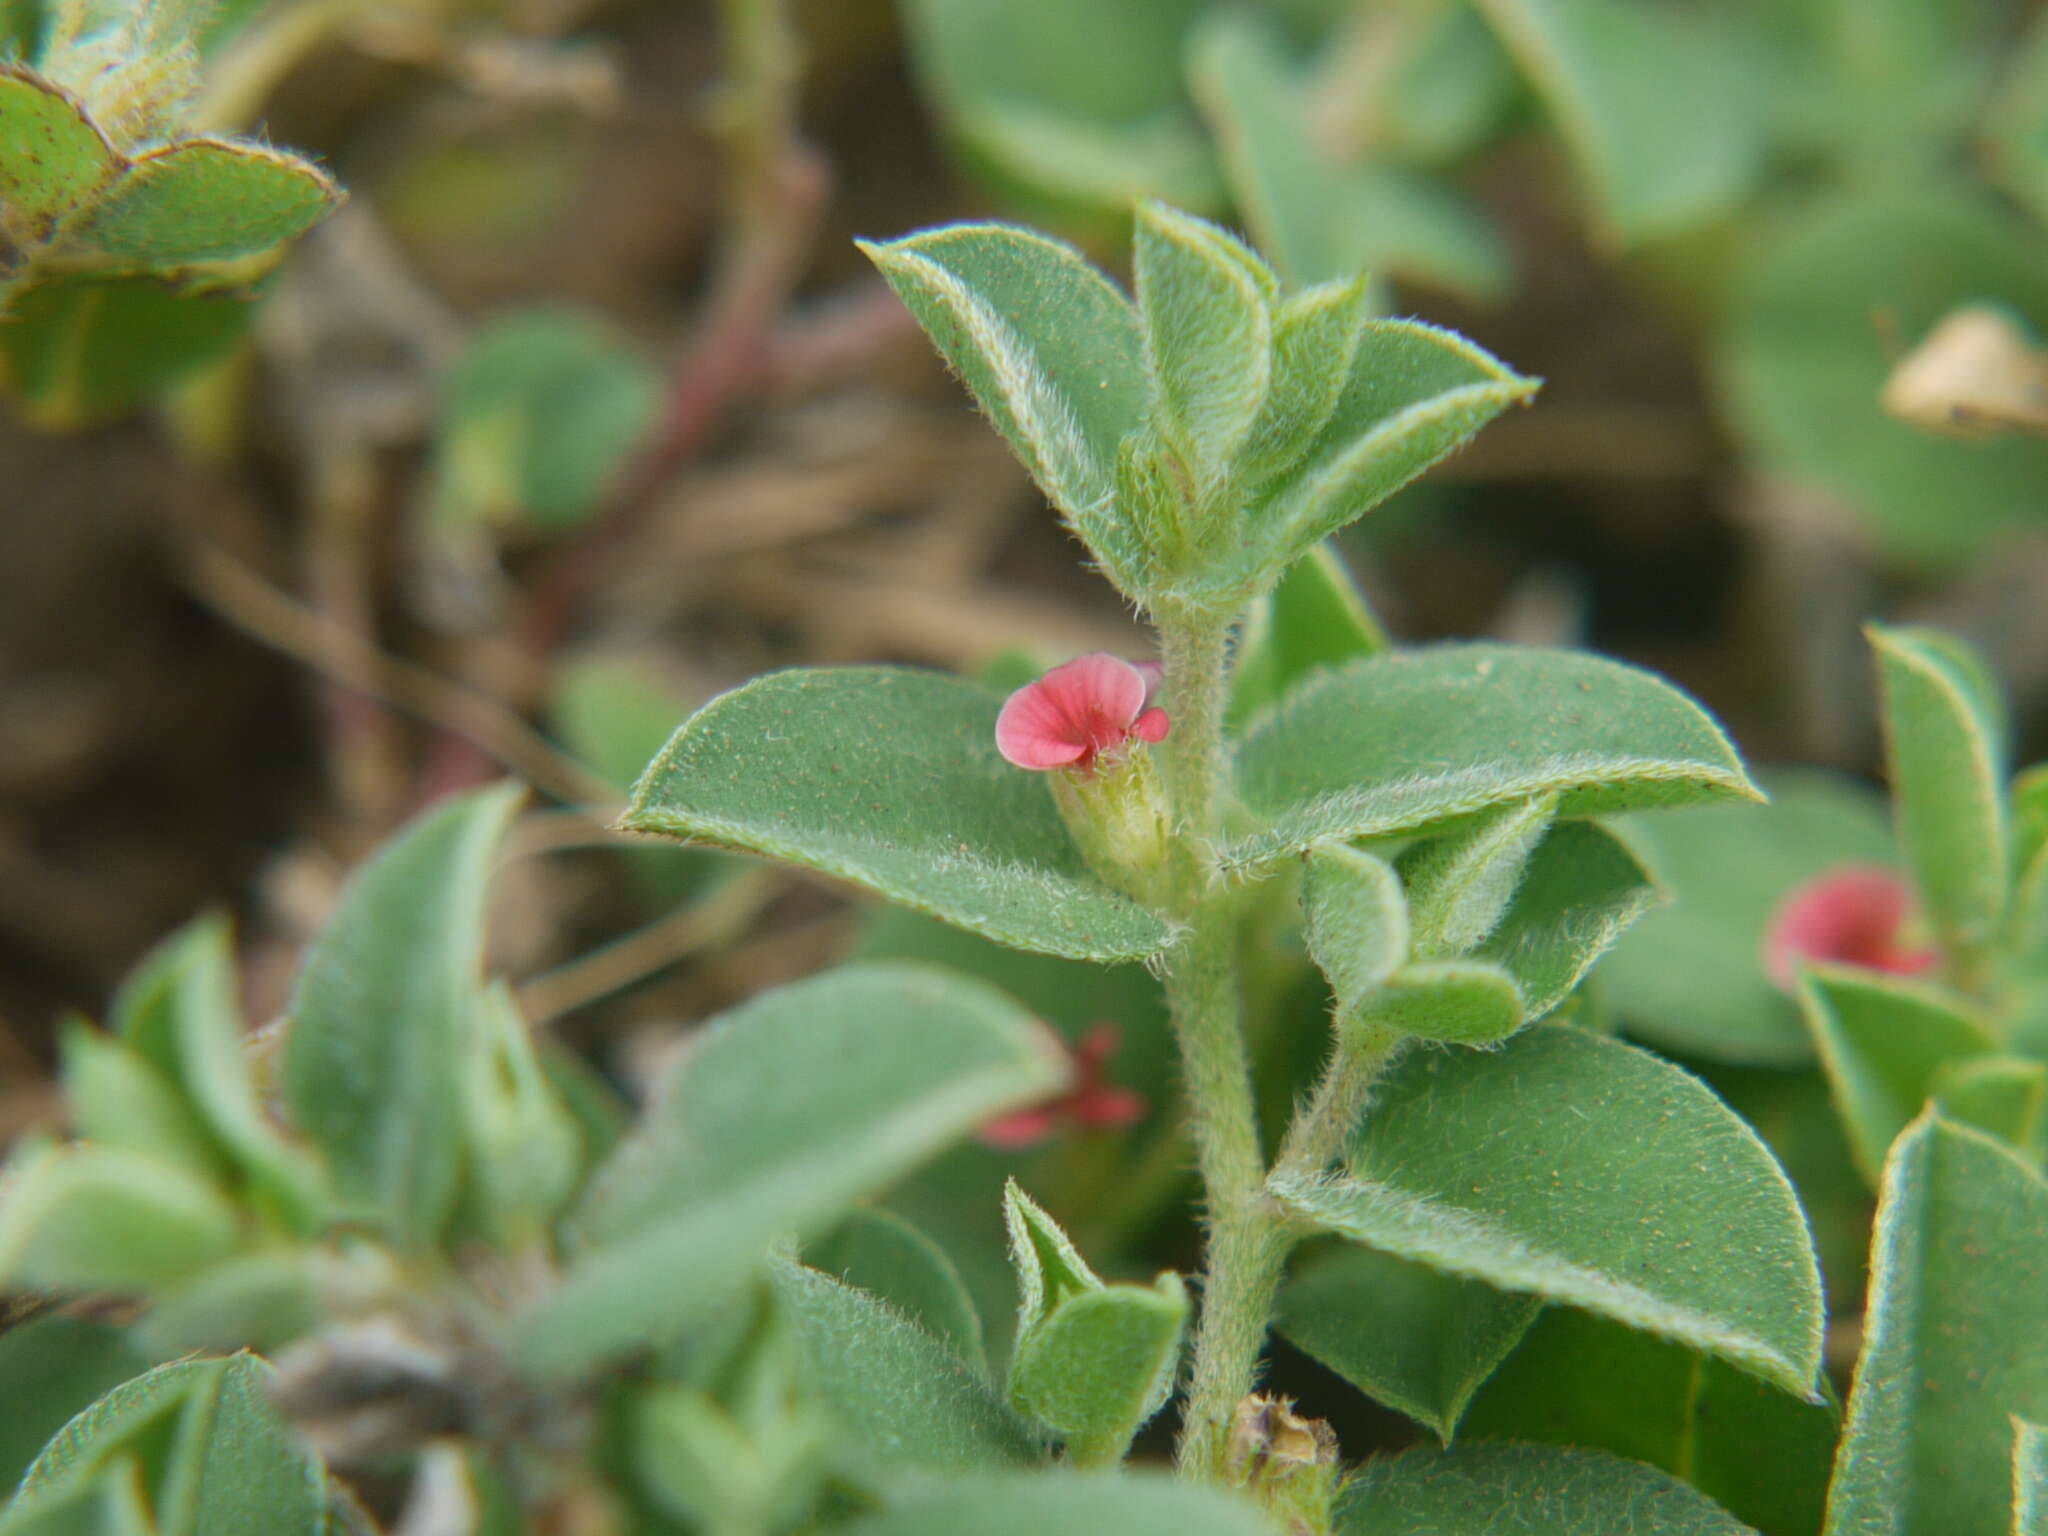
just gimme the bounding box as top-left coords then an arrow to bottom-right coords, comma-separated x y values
1073,1084 -> 1146,1131
1132,660 -> 1165,709
995,653 -> 1150,770
1763,865 -> 1937,989
1131,706 -> 1170,744
978,1107 -> 1062,1149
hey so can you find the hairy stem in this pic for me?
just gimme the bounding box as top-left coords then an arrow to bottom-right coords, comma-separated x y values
1274,1023 -> 1402,1184
1156,607 -> 1281,1477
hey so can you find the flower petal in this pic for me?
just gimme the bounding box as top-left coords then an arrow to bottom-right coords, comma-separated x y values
995,652 -> 1151,770
1763,864 -> 1936,989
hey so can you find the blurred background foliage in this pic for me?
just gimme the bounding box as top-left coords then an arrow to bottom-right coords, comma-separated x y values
5,0 -> 2048,1498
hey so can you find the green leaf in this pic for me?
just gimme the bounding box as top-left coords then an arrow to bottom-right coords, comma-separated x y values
0,1467 -> 155,1536
1001,1183 -> 1185,1463
12,1355 -> 325,1536
1931,1055 -> 2047,1163
458,981 -> 582,1244
523,963 -> 1066,1378
1870,624 -> 2009,963
1401,796 -> 1558,959
2018,1419 -> 2048,1536
1275,1244 -> 1540,1440
282,782 -> 523,1248
59,1023 -> 225,1183
1187,10 -> 1509,300
0,66 -> 116,242
427,309 -> 659,533
2012,764 -> 2048,954
859,225 -> 1152,593
1302,845 -> 1409,1018
1228,645 -> 1756,871
836,1470 -> 1273,1536
806,1206 -> 987,1374
1270,1025 -> 1824,1397
56,138 -> 338,271
1231,543 -> 1388,729
1461,1307 -> 1839,1536
1240,323 -> 1535,584
1826,1114 -> 2048,1536
1600,772 -> 1898,1066
1470,819 -> 1661,1019
109,913 -> 324,1231
1472,0 -> 1766,246
0,1142 -> 242,1290
1352,961 -> 1524,1048
1238,281 -> 1377,491
1133,200 -> 1271,493
1987,11 -> 2048,227
768,1259 -> 1042,1474
896,0 -> 1219,220
0,273 -> 257,428
1798,966 -> 1998,1187
621,667 -> 1173,961
1720,188 -> 2048,565
0,1318 -> 150,1494
133,1248 -> 322,1355
1339,1441 -> 1759,1534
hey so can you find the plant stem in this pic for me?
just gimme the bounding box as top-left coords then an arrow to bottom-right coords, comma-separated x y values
1156,606 -> 1282,1478
1273,1023 -> 1401,1184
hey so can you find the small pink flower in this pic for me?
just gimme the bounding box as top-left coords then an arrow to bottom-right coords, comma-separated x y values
980,1023 -> 1147,1149
995,654 -> 1169,773
1763,864 -> 1939,990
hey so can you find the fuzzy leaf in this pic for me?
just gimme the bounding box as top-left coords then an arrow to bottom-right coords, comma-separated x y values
1230,543 -> 1388,728
837,1470 -> 1273,1536
282,783 -> 521,1248
56,139 -> 338,271
1354,961 -> 1524,1048
1461,1307 -> 1838,1536
1931,1055 -> 2047,1162
1239,325 -> 1535,585
622,667 -> 1173,961
859,225 -> 1151,591
1302,845 -> 1409,1018
1825,1115 -> 2048,1536
523,963 -> 1065,1377
59,1023 -> 225,1183
1008,1276 -> 1188,1464
769,1260 -> 1041,1474
1228,645 -> 1755,871
1271,1025 -> 1824,1397
1133,201 -> 1271,491
1003,1180 -> 1101,1335
1276,1245 -> 1539,1440
0,1318 -> 150,1494
0,66 -> 116,242
807,1206 -> 987,1373
1340,1441 -> 1758,1533
1798,966 -> 1998,1186
1870,624 -> 2009,962
0,1461 -> 156,1535
1401,796 -> 1558,959
1473,0 -> 1765,246
1600,773 -> 1897,1066
1470,819 -> 1660,1019
134,1249 -> 322,1356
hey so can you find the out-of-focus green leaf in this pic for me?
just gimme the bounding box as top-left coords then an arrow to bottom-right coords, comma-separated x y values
1461,1306 -> 1838,1536
1721,188 -> 2048,565
1230,543 -> 1388,728
807,1206 -> 987,1373
837,1470 -> 1273,1536
524,963 -> 1065,1378
427,309 -> 659,534
1987,10 -> 2048,227
0,1317 -> 149,1494
1602,773 -> 1897,1066
1824,1114 -> 2048,1536
1473,0 -> 1766,246
282,783 -> 522,1249
1276,1244 -> 1539,1440
0,1142 -> 242,1290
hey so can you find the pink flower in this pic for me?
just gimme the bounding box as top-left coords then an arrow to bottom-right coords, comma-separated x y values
980,1023 -> 1147,1149
1763,864 -> 1939,990
995,654 -> 1169,773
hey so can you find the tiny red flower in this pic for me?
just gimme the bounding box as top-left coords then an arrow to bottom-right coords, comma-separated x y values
979,1023 -> 1147,1149
995,653 -> 1169,773
1762,864 -> 1939,990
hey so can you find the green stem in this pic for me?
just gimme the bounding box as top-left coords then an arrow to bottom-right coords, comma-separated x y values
1155,606 -> 1281,1478
1274,1023 -> 1401,1184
